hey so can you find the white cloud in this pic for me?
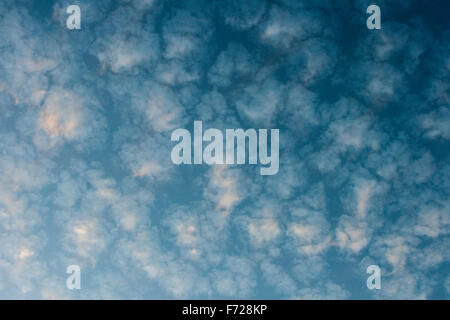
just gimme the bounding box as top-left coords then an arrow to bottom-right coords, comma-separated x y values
248,218 -> 281,246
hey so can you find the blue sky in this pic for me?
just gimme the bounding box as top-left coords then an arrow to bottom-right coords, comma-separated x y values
0,0 -> 449,299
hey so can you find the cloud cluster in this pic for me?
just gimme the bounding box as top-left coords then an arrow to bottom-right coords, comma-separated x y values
0,0 -> 448,299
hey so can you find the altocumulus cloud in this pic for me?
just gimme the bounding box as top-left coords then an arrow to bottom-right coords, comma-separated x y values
0,0 -> 448,299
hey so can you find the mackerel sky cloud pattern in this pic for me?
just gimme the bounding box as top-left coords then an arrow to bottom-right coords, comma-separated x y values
0,0 -> 448,299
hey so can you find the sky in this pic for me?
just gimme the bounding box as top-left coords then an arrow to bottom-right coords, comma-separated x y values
0,0 -> 449,299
